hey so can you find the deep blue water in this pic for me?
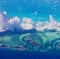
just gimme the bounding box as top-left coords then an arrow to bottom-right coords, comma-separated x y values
0,48 -> 60,59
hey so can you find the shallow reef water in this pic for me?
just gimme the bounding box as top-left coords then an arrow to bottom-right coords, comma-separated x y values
0,31 -> 60,52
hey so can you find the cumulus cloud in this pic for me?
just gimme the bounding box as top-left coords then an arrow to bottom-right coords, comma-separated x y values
8,16 -> 20,24
20,17 -> 33,30
0,11 -> 9,32
0,12 -> 60,32
21,23 -> 33,30
35,21 -> 45,31
22,17 -> 33,24
8,16 -> 21,30
35,15 -> 60,31
3,11 -> 7,15
47,15 -> 57,30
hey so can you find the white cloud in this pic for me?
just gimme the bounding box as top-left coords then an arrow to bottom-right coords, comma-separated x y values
0,11 -> 60,32
8,18 -> 14,24
13,16 -> 20,23
7,15 -> 60,31
22,17 -> 33,24
3,11 -> 7,15
0,12 -> 9,32
20,17 -> 33,30
8,16 -> 21,30
8,16 -> 20,25
56,23 -> 60,31
35,21 -> 45,31
21,23 -> 33,30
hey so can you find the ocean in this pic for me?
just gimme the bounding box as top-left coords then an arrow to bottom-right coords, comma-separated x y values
0,48 -> 60,59
0,0 -> 60,59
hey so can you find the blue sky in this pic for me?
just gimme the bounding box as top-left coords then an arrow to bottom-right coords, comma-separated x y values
0,0 -> 60,21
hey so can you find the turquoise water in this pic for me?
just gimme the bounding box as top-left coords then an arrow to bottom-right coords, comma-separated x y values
0,0 -> 60,22
0,31 -> 60,52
